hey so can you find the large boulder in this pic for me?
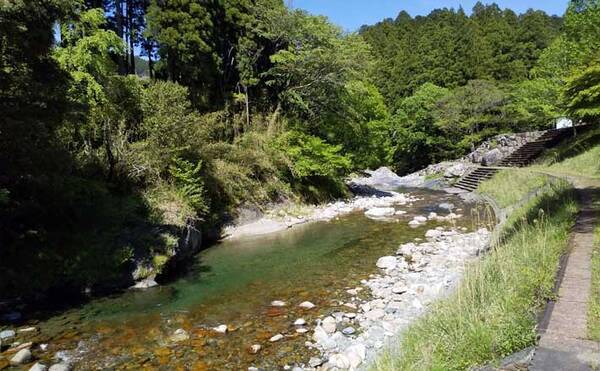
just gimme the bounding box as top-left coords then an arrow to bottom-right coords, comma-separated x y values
482,148 -> 502,165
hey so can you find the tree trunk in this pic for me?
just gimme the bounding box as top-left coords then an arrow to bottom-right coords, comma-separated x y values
147,45 -> 154,79
244,85 -> 250,130
115,0 -> 126,75
127,0 -> 135,74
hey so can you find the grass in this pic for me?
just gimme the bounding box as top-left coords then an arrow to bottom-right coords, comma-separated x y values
373,179 -> 578,371
477,169 -> 549,209
532,126 -> 600,179
589,193 -> 600,341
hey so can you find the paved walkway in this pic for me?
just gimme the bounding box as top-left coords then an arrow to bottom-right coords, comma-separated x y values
530,179 -> 600,370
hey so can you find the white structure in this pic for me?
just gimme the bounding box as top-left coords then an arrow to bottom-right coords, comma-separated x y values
555,117 -> 573,129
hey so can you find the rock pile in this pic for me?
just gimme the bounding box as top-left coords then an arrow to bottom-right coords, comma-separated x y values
296,228 -> 490,370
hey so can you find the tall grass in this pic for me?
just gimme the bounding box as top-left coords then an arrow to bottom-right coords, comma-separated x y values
373,180 -> 577,371
477,170 -> 549,208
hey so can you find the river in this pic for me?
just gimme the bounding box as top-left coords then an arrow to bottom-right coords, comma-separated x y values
5,188 -> 488,370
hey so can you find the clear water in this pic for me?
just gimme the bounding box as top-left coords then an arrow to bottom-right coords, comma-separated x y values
13,189 -> 486,370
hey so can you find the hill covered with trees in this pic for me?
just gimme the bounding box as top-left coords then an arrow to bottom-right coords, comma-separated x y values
0,0 -> 598,303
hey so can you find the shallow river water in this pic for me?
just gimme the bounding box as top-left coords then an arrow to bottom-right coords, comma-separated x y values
6,188 -> 488,370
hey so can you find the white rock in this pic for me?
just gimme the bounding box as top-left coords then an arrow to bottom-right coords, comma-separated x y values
391,283 -> 408,294
395,210 -> 407,215
408,219 -> 422,226
271,300 -> 286,307
298,301 -> 316,309
296,328 -> 309,334
346,343 -> 367,361
131,277 -> 158,289
308,357 -> 323,367
269,334 -> 284,342
19,327 -> 37,333
48,363 -> 71,371
10,348 -> 32,365
376,256 -> 397,270
344,312 -> 357,319
365,309 -> 385,320
329,354 -> 351,369
170,328 -> 189,342
321,316 -> 337,334
294,318 -> 306,326
30,363 -> 48,371
425,229 -> 443,238
414,216 -> 427,222
212,324 -> 228,333
364,207 -> 395,218
250,344 -> 261,354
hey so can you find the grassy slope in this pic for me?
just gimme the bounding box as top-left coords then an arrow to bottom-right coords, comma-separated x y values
373,173 -> 577,371
477,170 -> 548,208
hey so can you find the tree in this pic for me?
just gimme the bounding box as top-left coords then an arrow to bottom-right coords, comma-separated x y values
564,62 -> 600,122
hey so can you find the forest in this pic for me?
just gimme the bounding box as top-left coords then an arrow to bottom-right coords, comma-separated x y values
1,0 -> 599,303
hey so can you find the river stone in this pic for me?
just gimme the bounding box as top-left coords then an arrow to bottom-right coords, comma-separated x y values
212,324 -> 228,334
376,256 -> 396,269
321,316 -> 337,334
414,216 -> 427,222
365,309 -> 385,320
483,148 -> 502,165
294,318 -> 306,326
329,354 -> 350,369
170,329 -> 189,342
0,329 -> 15,340
10,348 -> 32,365
249,344 -> 261,354
364,207 -> 395,218
296,328 -> 308,334
408,219 -> 422,226
271,300 -> 286,307
438,202 -> 454,211
308,357 -> 323,367
391,283 -> 408,294
425,229 -> 443,238
342,327 -> 356,335
344,312 -> 357,319
29,363 -> 47,371
131,277 -> 158,289
19,327 -> 37,333
298,301 -> 315,309
269,334 -> 284,342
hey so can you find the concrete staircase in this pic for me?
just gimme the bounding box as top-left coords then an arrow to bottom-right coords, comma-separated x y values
454,126 -> 584,192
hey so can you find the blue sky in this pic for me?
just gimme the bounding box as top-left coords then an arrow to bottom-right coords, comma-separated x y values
291,1 -> 569,31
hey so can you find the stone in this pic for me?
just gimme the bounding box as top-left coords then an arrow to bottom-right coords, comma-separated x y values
376,256 -> 397,270
271,300 -> 286,307
342,327 -> 356,335
48,362 -> 71,371
10,348 -> 32,365
321,316 -> 337,334
131,277 -> 158,289
365,309 -> 385,320
39,344 -> 48,351
249,344 -> 261,354
308,357 -> 323,367
443,163 -> 467,178
364,207 -> 395,218
170,329 -> 189,342
391,283 -> 408,294
296,328 -> 308,334
212,325 -> 228,334
19,327 -> 37,333
483,148 -> 502,165
29,363 -> 47,371
0,330 -> 15,340
425,229 -> 443,238
408,219 -> 422,226
438,202 -> 454,211
329,354 -> 350,369
269,334 -> 284,342
395,210 -> 407,215
298,301 -> 316,309
294,318 -> 306,326
344,312 -> 357,319
414,216 -> 427,223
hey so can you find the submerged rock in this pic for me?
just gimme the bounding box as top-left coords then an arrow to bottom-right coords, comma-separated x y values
48,364 -> 71,371
376,256 -> 397,270
212,325 -> 228,334
269,334 -> 284,342
29,363 -> 47,371
271,300 -> 286,307
10,348 -> 32,365
364,207 -> 395,219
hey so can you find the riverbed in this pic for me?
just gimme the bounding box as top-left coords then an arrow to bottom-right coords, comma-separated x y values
1,188 -> 490,370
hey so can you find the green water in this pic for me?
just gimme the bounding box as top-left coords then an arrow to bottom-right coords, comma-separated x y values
15,189 -> 485,370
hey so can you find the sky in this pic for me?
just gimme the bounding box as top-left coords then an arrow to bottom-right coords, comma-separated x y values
291,0 -> 569,32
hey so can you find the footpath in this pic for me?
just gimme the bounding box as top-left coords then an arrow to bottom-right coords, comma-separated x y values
530,175 -> 600,370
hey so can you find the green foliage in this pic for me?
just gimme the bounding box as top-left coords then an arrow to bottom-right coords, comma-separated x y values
504,78 -> 562,129
564,62 -> 600,121
169,158 -> 209,215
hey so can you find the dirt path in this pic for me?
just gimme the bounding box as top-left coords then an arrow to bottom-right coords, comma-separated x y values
530,176 -> 600,370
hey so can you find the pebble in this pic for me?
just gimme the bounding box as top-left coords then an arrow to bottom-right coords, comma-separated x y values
48,362 -> 71,371
269,334 -> 284,342
376,256 -> 396,269
329,353 -> 350,368
294,318 -> 306,326
29,363 -> 47,371
344,312 -> 357,319
308,357 -> 323,367
296,328 -> 309,334
212,324 -> 228,334
19,327 -> 37,333
271,300 -> 286,307
365,309 -> 385,320
298,301 -> 316,309
249,344 -> 261,354
170,329 -> 189,342
321,317 -> 337,334
10,348 -> 32,365
342,327 -> 356,335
